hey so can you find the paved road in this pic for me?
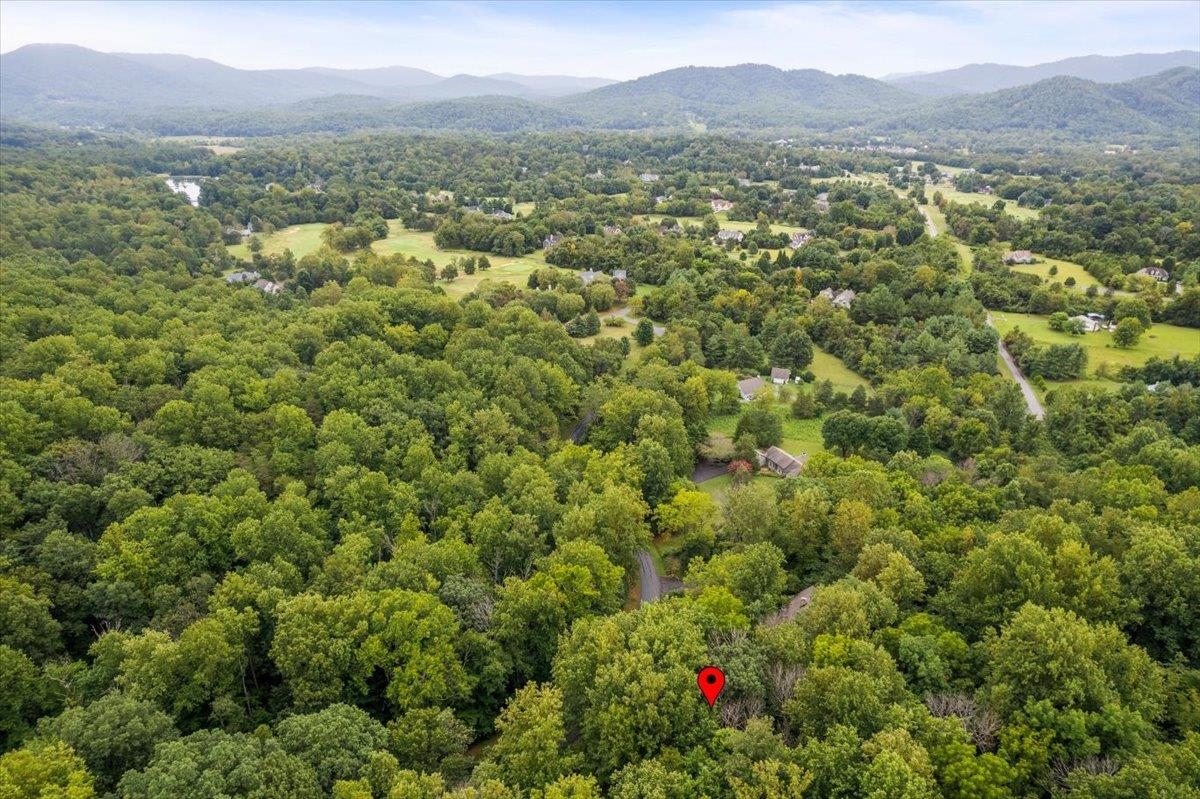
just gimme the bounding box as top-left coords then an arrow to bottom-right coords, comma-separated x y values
988,314 -> 1045,420
636,550 -> 663,603
763,585 -> 817,626
919,206 -> 938,238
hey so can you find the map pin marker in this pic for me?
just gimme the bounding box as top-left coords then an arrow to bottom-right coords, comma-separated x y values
697,665 -> 725,707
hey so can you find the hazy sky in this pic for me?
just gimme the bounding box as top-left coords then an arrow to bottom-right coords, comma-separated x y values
2,0 -> 1197,79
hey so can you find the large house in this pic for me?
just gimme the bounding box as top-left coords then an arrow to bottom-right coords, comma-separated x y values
225,270 -> 260,285
756,446 -> 806,478
710,199 -> 735,213
1003,250 -> 1034,264
770,367 -> 792,385
737,376 -> 765,401
818,287 -> 856,308
717,229 -> 744,244
639,173 -> 659,183
1137,266 -> 1170,282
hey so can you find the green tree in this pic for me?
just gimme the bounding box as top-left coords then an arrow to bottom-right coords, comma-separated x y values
1113,317 -> 1143,348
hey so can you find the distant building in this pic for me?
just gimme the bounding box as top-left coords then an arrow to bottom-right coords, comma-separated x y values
611,269 -> 628,281
654,195 -> 668,204
756,446 -> 806,478
815,192 -> 830,213
818,287 -> 856,308
602,225 -> 623,236
253,279 -> 283,295
639,173 -> 659,183
738,178 -> 753,187
1137,266 -> 1170,282
737,376 -> 765,401
1069,314 -> 1109,333
580,269 -> 600,286
770,367 -> 792,385
710,199 -> 734,213
789,231 -> 811,248
716,229 -> 744,243
1003,250 -> 1034,264
543,234 -> 563,250
488,210 -> 514,220
225,270 -> 260,285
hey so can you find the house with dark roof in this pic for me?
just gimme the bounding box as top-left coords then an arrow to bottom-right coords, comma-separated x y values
770,367 -> 792,385
737,376 -> 765,401
757,446 -> 806,477
225,270 -> 260,285
1137,266 -> 1170,282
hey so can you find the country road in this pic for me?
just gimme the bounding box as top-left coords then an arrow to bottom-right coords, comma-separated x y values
636,550 -> 663,603
919,206 -> 938,238
612,305 -> 665,336
988,314 -> 1046,420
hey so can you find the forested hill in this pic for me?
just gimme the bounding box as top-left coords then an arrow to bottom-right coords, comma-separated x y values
4,46 -> 1200,144
879,68 -> 1200,139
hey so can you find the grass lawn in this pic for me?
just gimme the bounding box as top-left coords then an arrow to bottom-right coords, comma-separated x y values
512,201 -> 536,216
990,311 -> 1200,378
227,222 -> 329,261
931,186 -> 1040,221
809,346 -> 870,393
1010,256 -> 1105,292
638,213 -> 807,240
697,473 -> 778,503
372,220 -> 551,298
708,401 -> 827,460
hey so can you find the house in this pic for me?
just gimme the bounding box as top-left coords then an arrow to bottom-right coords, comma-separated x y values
488,210 -> 514,220
710,199 -> 735,213
253,279 -> 283,295
737,376 -> 765,401
716,229 -> 744,244
815,192 -> 830,213
611,269 -> 628,281
789,231 -> 811,249
543,234 -> 563,250
818,287 -> 856,308
639,172 -> 659,183
587,170 -> 605,179
1136,266 -> 1170,282
1003,250 -> 1034,264
770,367 -> 792,384
580,269 -> 600,286
738,178 -> 753,187
756,446 -> 806,478
1069,314 -> 1106,333
602,225 -> 623,236
225,270 -> 260,285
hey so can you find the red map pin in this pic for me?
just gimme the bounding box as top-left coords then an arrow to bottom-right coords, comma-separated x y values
697,665 -> 725,707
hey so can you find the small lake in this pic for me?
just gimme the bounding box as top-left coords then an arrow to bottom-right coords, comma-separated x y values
165,178 -> 201,207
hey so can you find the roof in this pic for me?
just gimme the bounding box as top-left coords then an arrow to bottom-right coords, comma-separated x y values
758,446 -> 805,477
770,367 -> 792,381
737,376 -> 765,396
612,269 -> 628,280
717,229 -> 744,241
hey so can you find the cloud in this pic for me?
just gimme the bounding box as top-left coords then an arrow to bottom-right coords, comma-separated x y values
0,0 -> 1196,78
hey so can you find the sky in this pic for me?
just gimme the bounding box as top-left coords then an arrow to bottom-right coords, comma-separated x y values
1,0 -> 1197,79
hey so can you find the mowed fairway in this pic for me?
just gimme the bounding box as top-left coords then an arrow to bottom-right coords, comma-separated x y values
990,311 -> 1200,377
372,220 -> 550,298
227,223 -> 329,260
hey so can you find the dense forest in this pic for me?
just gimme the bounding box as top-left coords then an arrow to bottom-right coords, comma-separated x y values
1,129 -> 1198,799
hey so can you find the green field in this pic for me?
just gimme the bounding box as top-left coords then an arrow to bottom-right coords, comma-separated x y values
810,346 -> 871,393
709,403 -> 826,459
1010,255 -> 1105,292
696,473 -> 778,503
990,311 -> 1200,377
638,213 -> 807,240
372,221 -> 550,298
227,222 -> 329,261
931,186 -> 1040,221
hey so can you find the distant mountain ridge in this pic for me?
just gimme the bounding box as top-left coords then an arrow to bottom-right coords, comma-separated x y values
2,44 -> 1197,143
889,50 -> 1200,96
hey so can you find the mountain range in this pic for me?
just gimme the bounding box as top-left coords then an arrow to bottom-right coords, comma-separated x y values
2,44 -> 1198,141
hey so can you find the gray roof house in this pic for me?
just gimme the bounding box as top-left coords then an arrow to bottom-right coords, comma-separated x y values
737,376 -> 765,401
1137,266 -> 1170,282
225,270 -> 260,285
612,269 -> 628,281
253,279 -> 283,295
717,229 -> 744,243
770,367 -> 792,384
757,446 -> 806,477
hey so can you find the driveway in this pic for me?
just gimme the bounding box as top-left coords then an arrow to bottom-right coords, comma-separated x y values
636,550 -> 663,602
988,313 -> 1045,419
612,305 -> 664,336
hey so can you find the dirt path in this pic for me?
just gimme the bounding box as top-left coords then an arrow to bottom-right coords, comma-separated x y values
988,313 -> 1046,419
611,305 -> 664,336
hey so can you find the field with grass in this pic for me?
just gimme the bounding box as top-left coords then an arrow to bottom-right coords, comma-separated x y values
809,346 -> 870,393
227,222 -> 329,261
708,401 -> 827,459
1010,255 -> 1105,292
696,473 -> 778,504
931,186 -> 1040,221
638,213 -> 807,240
372,220 -> 550,298
990,311 -> 1199,378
